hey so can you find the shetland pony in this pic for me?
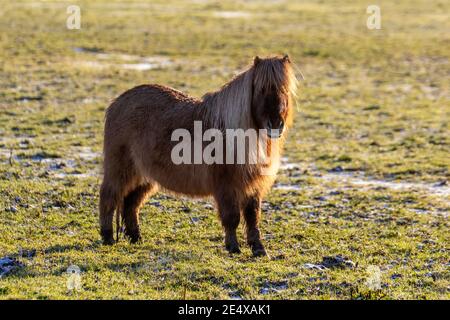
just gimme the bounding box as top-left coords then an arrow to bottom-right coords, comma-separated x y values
100,55 -> 297,256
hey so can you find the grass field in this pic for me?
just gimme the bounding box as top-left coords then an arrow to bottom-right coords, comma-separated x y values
0,0 -> 449,299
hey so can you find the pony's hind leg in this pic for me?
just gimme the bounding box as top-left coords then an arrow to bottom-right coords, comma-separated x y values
243,195 -> 266,257
215,191 -> 241,254
99,181 -> 120,245
100,145 -> 138,245
122,183 -> 156,243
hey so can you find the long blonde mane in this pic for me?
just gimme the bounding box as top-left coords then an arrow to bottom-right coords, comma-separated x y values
201,56 -> 298,131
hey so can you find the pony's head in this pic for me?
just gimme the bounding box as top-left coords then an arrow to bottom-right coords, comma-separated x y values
251,55 -> 297,139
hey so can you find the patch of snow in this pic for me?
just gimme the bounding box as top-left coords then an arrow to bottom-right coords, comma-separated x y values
213,11 -> 251,19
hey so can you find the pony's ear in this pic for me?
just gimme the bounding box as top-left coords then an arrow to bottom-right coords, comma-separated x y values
253,56 -> 261,66
282,54 -> 290,63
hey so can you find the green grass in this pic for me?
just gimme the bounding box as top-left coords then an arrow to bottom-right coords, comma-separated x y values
0,0 -> 449,299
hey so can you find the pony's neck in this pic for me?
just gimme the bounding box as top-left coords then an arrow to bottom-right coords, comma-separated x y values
200,68 -> 254,130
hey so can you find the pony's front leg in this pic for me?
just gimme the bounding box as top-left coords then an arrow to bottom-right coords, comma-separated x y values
215,192 -> 241,254
243,196 -> 267,257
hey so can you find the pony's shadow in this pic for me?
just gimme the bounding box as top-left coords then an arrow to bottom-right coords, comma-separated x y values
1,241 -> 104,279
43,240 -> 102,255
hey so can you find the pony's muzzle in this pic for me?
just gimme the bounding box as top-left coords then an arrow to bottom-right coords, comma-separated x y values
266,120 -> 284,139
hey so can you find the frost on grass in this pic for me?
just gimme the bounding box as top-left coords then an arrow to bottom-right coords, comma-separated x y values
0,257 -> 23,278
213,11 -> 251,19
303,255 -> 355,271
73,48 -> 173,71
277,158 -> 450,200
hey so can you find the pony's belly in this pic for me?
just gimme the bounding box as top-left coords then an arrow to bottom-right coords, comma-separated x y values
143,163 -> 212,197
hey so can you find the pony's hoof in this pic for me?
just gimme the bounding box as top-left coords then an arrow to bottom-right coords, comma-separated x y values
125,229 -> 141,244
101,230 -> 115,245
251,245 -> 267,257
128,234 -> 142,244
226,244 -> 241,254
129,237 -> 142,244
102,237 -> 115,245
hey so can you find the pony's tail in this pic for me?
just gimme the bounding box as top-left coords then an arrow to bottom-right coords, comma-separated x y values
115,202 -> 123,242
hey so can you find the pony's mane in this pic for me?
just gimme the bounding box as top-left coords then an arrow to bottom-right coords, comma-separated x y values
201,56 -> 298,130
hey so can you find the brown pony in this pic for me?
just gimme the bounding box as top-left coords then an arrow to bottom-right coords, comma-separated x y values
100,55 -> 297,256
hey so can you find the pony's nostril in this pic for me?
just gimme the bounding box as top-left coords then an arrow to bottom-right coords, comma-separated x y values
273,119 -> 284,130
267,120 -> 273,129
